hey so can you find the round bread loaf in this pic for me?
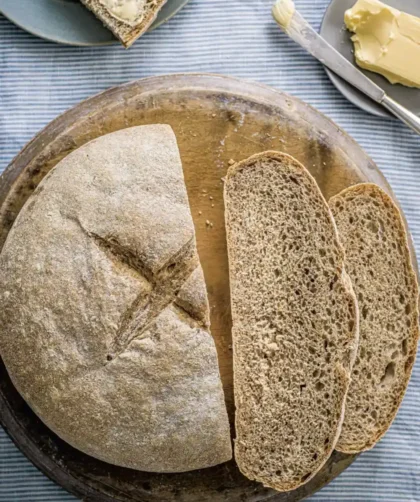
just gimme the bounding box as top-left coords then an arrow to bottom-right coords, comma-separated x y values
0,125 -> 232,472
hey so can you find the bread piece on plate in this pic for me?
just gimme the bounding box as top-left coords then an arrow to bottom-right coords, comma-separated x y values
0,125 -> 232,472
330,183 -> 419,453
224,151 -> 359,492
80,0 -> 168,47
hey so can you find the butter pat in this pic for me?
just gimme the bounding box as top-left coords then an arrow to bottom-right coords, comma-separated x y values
272,0 -> 295,30
345,0 -> 420,88
99,0 -> 145,25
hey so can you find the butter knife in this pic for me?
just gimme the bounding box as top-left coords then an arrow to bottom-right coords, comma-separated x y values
272,0 -> 420,136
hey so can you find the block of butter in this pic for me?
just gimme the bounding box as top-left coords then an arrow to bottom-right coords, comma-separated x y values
345,0 -> 420,89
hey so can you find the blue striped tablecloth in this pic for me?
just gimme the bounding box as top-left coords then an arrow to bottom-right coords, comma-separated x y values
0,0 -> 419,500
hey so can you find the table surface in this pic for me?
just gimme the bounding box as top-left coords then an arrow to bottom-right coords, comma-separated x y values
0,1 -> 419,501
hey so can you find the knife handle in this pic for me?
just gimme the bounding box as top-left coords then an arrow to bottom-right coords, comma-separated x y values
381,95 -> 420,137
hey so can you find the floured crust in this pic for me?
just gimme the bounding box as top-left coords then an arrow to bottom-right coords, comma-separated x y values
0,125 -> 232,472
225,151 -> 359,492
330,183 -> 420,453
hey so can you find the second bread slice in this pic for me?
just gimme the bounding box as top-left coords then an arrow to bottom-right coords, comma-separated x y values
224,152 -> 359,492
330,183 -> 419,453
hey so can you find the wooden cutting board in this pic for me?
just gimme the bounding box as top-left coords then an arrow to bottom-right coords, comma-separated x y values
0,74 -> 416,502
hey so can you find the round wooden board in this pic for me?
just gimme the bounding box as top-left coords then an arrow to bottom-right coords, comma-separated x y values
0,74 -> 416,502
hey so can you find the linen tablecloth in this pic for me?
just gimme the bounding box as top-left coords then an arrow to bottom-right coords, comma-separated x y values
0,0 -> 419,500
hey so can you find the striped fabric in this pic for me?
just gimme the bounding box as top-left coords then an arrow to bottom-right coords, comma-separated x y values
0,0 -> 419,500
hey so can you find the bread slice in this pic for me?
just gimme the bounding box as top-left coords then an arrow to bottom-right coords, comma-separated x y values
0,125 -> 232,472
224,152 -> 359,492
330,183 -> 420,453
80,0 -> 168,47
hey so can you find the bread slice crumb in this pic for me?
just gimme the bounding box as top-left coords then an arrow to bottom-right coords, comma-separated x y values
330,183 -> 419,453
225,151 -> 359,492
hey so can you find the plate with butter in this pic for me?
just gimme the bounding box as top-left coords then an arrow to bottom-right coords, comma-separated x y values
0,0 -> 190,47
320,0 -> 420,118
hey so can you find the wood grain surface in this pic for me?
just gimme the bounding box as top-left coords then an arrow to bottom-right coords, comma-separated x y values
0,74 -> 416,502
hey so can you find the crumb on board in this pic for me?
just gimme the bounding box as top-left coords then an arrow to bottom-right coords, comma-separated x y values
212,113 -> 216,118
211,204 -> 215,208
198,211 -> 202,215
209,196 -> 213,200
228,159 -> 236,166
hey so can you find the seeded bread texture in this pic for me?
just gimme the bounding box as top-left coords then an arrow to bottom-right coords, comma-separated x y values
330,183 -> 420,453
80,0 -> 167,47
224,152 -> 359,492
0,125 -> 232,472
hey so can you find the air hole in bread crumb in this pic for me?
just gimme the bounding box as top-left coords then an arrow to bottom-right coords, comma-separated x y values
362,306 -> 369,320
402,339 -> 408,356
391,351 -> 399,360
367,221 -> 379,233
301,473 -> 311,482
106,355 -> 113,362
405,303 -> 412,315
275,268 -> 280,278
315,382 -> 324,391
380,362 -> 395,386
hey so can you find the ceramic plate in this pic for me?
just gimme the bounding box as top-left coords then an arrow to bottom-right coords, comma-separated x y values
0,0 -> 190,46
320,0 -> 420,118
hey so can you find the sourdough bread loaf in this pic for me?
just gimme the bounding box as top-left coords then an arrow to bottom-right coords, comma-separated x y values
80,0 -> 167,47
0,125 -> 232,472
330,183 -> 420,453
224,152 -> 359,492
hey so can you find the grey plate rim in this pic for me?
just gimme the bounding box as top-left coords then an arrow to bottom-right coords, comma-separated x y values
320,0 -> 420,119
0,0 -> 191,47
